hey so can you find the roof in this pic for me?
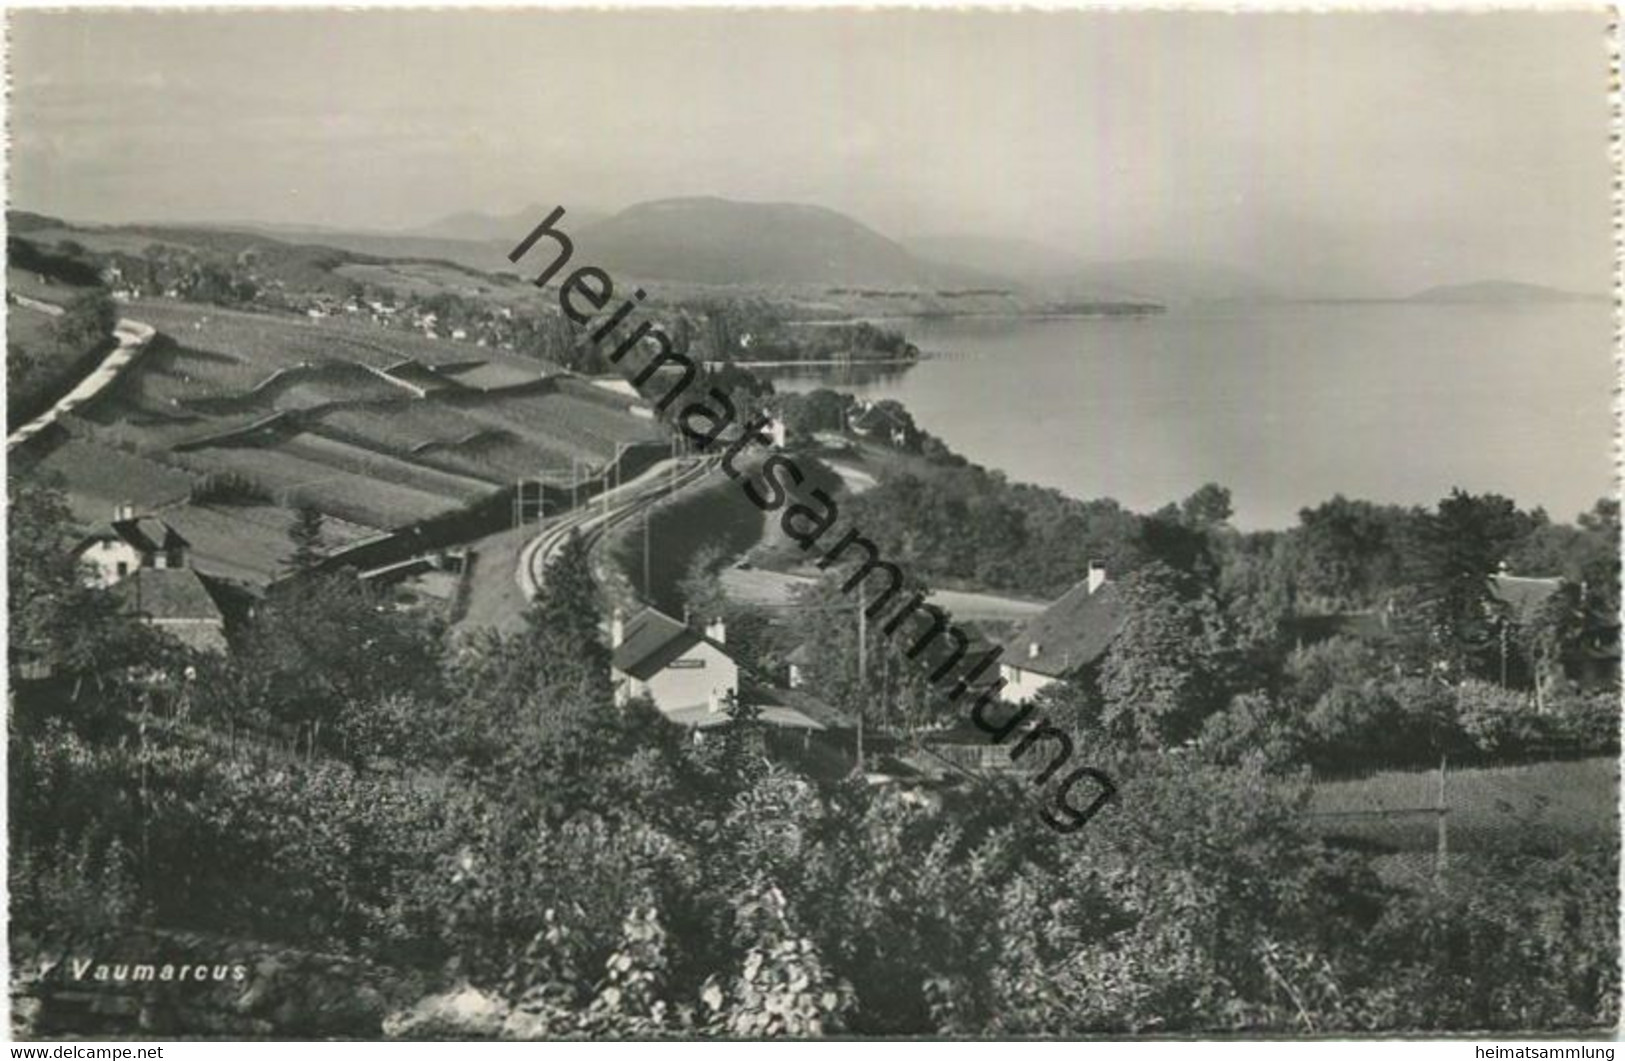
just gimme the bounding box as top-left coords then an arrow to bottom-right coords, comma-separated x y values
740,678 -> 850,730
114,569 -> 227,651
109,516 -> 190,555
785,642 -> 816,666
1491,574 -> 1565,617
1001,577 -> 1123,678
850,404 -> 910,433
664,699 -> 828,732
660,680 -> 841,732
612,606 -> 731,681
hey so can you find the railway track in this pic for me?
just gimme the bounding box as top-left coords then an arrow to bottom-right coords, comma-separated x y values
517,454 -> 716,600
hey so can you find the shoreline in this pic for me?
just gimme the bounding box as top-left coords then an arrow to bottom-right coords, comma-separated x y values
787,308 -> 1164,327
731,356 -> 920,368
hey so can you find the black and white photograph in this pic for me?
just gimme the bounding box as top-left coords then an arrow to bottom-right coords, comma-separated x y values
3,6 -> 1619,1042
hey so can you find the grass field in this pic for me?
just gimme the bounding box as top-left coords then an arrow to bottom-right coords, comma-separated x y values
8,304 -> 59,349
335,260 -> 536,307
1308,756 -> 1617,859
279,431 -> 496,503
155,501 -> 379,586
167,442 -> 465,529
23,439 -> 197,525
8,266 -> 92,306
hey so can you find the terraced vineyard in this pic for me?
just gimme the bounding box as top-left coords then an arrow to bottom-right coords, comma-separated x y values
20,298 -> 666,584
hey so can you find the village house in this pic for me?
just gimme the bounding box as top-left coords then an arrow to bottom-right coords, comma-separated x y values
115,568 -> 231,654
610,606 -> 836,731
1490,568 -> 1620,691
72,505 -> 192,587
70,505 -> 230,654
1291,564 -> 1619,693
847,400 -> 912,447
998,561 -> 1121,702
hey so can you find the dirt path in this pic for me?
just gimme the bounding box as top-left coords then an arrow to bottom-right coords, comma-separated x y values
8,318 -> 155,449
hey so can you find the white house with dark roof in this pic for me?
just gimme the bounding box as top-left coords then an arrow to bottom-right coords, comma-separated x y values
998,561 -> 1122,703
610,606 -> 838,731
70,504 -> 228,654
72,504 -> 193,588
612,606 -> 740,716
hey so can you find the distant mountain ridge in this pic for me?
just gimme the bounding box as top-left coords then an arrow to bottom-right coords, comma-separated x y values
1407,280 -> 1606,304
408,204 -> 609,244
574,197 -> 933,287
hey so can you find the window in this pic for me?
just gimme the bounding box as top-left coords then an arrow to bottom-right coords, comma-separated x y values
116,562 -> 128,577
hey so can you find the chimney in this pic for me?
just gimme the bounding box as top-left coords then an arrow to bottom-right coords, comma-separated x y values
610,607 -> 625,648
1088,560 -> 1108,595
1028,641 -> 1041,660
114,501 -> 136,522
705,617 -> 726,644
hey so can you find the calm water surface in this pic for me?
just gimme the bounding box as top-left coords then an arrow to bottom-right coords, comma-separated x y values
763,303 -> 1615,529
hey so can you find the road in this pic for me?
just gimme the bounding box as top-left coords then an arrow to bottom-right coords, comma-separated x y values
519,455 -> 716,599
8,317 -> 156,449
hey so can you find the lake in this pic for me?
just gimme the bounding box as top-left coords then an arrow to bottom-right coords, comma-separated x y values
761,302 -> 1616,529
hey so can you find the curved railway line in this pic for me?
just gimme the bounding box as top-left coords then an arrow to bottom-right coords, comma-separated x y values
517,454 -> 716,600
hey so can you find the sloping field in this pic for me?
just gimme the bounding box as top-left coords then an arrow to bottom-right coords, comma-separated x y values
310,402 -> 486,452
23,297 -> 664,576
413,431 -> 583,482
132,302 -> 382,365
67,395 -> 267,455
279,431 -> 495,504
7,266 -> 90,306
335,260 -> 533,305
21,438 -> 197,526
131,300 -> 564,376
157,501 -> 378,586
145,340 -> 271,394
251,365 -> 405,411
1308,756 -> 1617,857
311,405 -> 580,482
167,442 -> 462,529
434,359 -> 551,391
462,389 -> 662,461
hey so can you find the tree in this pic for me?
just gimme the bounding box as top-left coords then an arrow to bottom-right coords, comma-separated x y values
786,572 -> 949,736
1294,495 -> 1419,608
780,389 -> 852,438
285,504 -> 326,574
526,531 -> 609,698
53,290 -> 116,353
1180,482 -> 1234,531
1099,562 -> 1234,748
219,571 -> 444,759
1411,490 -> 1533,676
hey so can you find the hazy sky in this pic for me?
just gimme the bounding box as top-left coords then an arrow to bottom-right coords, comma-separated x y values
9,9 -> 1613,295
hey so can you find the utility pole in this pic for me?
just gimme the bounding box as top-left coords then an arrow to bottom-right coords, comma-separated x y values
1435,754 -> 1449,884
856,583 -> 867,775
